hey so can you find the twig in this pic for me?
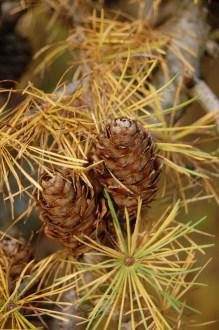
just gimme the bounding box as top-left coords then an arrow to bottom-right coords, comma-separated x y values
187,77 -> 219,131
205,40 -> 219,59
50,289 -> 85,330
152,1 -> 209,112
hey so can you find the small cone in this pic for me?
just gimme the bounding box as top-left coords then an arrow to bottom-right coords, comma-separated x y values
0,234 -> 33,281
93,117 -> 162,215
37,170 -> 105,256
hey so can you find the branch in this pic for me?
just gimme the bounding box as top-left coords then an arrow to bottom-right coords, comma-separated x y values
187,77 -> 219,130
152,1 -> 209,112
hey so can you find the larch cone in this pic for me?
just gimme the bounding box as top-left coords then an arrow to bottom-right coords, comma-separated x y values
0,234 -> 33,283
93,117 -> 162,216
37,170 -> 105,256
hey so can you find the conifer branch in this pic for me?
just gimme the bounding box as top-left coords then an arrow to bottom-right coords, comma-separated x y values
152,1 -> 209,111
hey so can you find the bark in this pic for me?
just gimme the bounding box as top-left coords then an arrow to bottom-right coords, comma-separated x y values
188,77 -> 219,130
152,1 -> 209,112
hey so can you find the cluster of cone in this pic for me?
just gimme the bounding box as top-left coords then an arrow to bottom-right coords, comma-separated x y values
37,118 -> 162,256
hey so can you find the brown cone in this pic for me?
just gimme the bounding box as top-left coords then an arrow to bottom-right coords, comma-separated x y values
93,118 -> 162,215
0,234 -> 33,282
37,170 -> 105,256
